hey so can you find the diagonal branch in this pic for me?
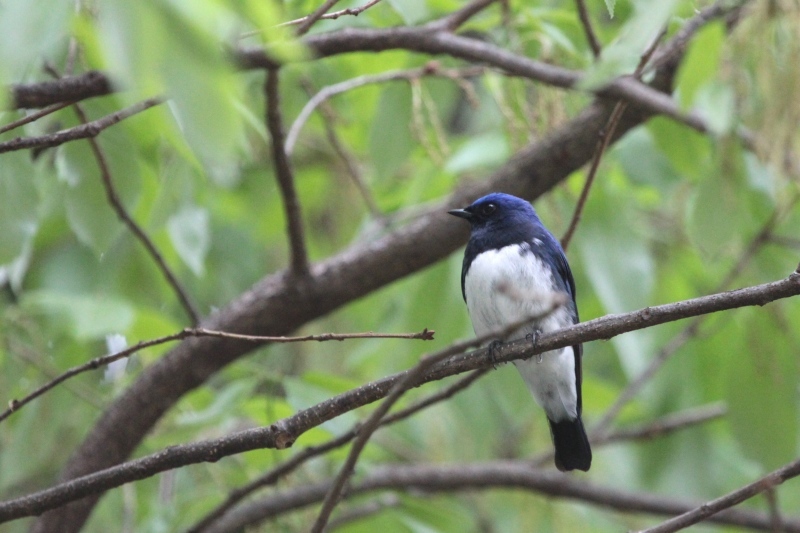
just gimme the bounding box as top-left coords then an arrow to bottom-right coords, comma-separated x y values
264,69 -> 310,276
0,101 -> 73,134
3,272 -> 799,523
276,0 -> 384,28
0,97 -> 163,154
560,28 -> 667,250
70,103 -> 201,324
186,368 -> 486,533
0,327 -> 434,424
639,458 -> 800,533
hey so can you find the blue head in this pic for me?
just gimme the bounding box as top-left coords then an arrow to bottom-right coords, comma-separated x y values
449,193 -> 553,249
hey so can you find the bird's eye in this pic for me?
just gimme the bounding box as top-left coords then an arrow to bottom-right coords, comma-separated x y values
480,203 -> 496,216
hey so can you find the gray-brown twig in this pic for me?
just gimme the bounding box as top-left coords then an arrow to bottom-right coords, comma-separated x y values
0,97 -> 162,154
575,0 -> 602,58
70,102 -> 201,325
296,0 -> 342,36
277,0 -> 384,28
639,458 -> 800,533
265,69 -> 310,275
0,327 -> 434,424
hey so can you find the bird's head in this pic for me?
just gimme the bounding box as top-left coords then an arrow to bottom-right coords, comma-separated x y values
448,192 -> 538,230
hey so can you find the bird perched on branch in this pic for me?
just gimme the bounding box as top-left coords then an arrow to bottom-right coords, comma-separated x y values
449,192 -> 591,472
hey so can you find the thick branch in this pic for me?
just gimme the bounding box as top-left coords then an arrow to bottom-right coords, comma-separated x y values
10,71 -> 112,109
204,461 -> 800,533
4,273 -> 799,523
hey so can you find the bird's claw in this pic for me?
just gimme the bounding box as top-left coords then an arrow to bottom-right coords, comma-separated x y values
488,340 -> 503,369
526,331 -> 542,363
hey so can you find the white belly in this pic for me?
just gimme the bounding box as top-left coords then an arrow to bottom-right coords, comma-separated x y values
464,244 -> 578,421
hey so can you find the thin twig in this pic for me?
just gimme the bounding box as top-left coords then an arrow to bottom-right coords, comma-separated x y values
429,0 -> 498,32
70,103 -> 201,325
531,403 -> 727,467
639,458 -> 800,533
296,0 -> 342,36
0,97 -> 162,154
276,0 -> 384,28
560,28 -> 666,251
186,368 -> 485,533
265,69 -> 310,276
286,64 -> 487,155
0,102 -> 74,135
299,78 -> 383,218
559,100 -> 626,251
0,327 -> 434,424
575,0 -> 602,58
310,299 -> 567,532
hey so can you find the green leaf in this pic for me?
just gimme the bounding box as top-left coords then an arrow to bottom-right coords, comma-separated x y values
444,132 -> 509,174
581,0 -> 678,89
675,21 -> 725,109
369,83 -> 413,179
694,80 -> 736,135
23,290 -> 135,340
387,0 -> 430,25
167,205 -> 210,276
686,167 -> 744,258
604,0 -> 616,18
0,0 -> 72,83
96,2 -> 245,184
726,310 -> 798,470
58,142 -> 125,254
0,152 -> 38,264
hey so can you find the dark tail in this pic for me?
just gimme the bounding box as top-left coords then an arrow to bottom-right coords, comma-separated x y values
549,416 -> 592,472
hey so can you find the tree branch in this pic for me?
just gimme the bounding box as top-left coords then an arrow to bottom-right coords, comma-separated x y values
10,71 -> 112,109
70,102 -> 201,325
4,273 -> 799,523
265,69 -> 310,276
186,369 -> 486,533
639,458 -> 800,533
204,461 -> 800,533
275,0 -> 385,28
286,64 -> 487,155
295,0 -> 342,36
0,97 -> 163,154
0,327 -> 434,424
0,102 -> 73,134
575,0 -> 602,58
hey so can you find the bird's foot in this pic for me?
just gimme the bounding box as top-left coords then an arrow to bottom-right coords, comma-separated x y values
525,331 -> 542,363
488,340 -> 504,369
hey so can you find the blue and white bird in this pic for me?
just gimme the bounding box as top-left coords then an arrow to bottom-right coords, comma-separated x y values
449,192 -> 591,472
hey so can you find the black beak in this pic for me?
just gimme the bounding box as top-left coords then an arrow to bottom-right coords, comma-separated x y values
448,208 -> 473,221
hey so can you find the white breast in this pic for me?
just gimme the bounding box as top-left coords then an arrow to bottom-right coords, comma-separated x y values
464,244 -> 578,421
